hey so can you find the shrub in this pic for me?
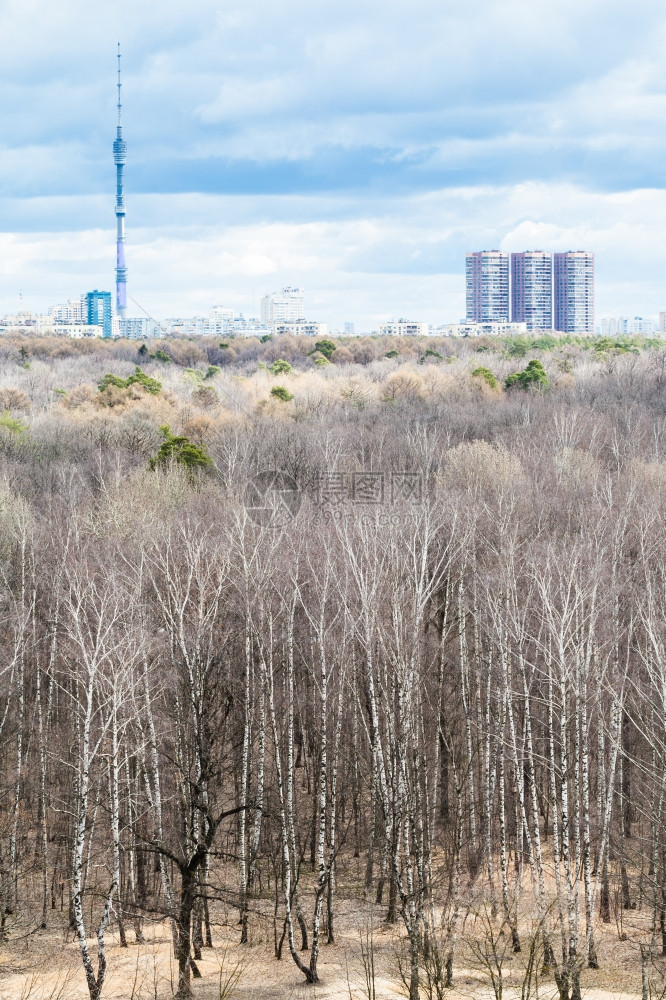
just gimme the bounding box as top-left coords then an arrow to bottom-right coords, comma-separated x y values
62,384 -> 97,409
271,359 -> 293,375
420,349 -> 443,363
442,440 -> 525,496
471,366 -> 499,390
313,339 -> 337,361
531,335 -> 558,351
385,350 -> 399,359
0,411 -> 28,435
383,370 -> 425,402
98,366 -> 162,395
505,337 -> 531,358
192,385 -> 218,409
592,337 -> 639,356
148,425 -> 213,471
0,388 -> 31,411
270,386 -> 294,402
505,359 -> 548,391
98,373 -> 128,391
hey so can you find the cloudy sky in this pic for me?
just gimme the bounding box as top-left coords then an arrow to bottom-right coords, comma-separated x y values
1,0 -> 666,328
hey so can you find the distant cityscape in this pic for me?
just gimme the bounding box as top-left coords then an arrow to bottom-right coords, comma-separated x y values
2,279 -> 665,341
0,55 -> 663,342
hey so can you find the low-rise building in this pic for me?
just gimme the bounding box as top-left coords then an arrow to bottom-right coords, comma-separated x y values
599,316 -> 658,336
274,321 -> 328,338
165,316 -> 227,337
435,321 -> 528,337
164,312 -> 272,338
0,312 -> 103,335
627,316 -> 658,335
115,317 -> 161,339
49,324 -> 104,338
377,320 -> 429,337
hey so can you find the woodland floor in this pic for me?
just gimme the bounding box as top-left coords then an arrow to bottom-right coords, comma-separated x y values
0,885 -> 650,1000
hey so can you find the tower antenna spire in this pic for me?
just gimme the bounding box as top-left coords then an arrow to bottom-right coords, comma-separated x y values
117,41 -> 122,127
113,43 -> 127,320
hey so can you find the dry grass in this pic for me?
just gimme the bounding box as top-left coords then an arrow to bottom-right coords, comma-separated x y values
0,876 -> 650,1000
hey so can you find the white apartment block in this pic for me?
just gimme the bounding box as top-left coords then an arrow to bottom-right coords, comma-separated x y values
210,306 -> 234,324
0,312 -> 42,331
377,320 -> 429,337
599,316 -> 658,336
0,314 -> 103,337
164,314 -> 273,338
628,316 -> 658,334
234,319 -> 273,337
165,316 -> 228,337
49,298 -> 87,324
115,317 -> 161,339
260,287 -> 305,324
48,324 -> 103,338
437,322 -> 528,337
274,321 -> 328,338
599,316 -> 628,337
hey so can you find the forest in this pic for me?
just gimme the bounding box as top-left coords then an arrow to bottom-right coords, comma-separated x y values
0,331 -> 663,1000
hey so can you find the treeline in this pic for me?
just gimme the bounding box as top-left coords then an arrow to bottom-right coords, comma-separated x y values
0,347 -> 664,999
0,328 -> 663,375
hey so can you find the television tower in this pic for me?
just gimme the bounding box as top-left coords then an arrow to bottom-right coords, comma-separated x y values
113,43 -> 127,319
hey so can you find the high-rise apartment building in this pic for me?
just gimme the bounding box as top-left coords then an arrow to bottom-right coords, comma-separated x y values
260,287 -> 305,325
511,251 -> 552,331
85,290 -> 112,338
554,252 -> 594,334
466,252 -> 510,322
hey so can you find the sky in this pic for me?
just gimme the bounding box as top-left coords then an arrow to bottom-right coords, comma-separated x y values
1,0 -> 666,329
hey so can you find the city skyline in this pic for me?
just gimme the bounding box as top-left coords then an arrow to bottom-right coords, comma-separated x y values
1,0 -> 666,326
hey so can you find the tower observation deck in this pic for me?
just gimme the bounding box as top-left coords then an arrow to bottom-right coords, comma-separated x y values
113,44 -> 127,319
